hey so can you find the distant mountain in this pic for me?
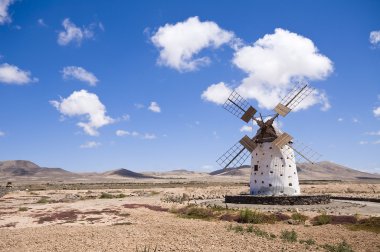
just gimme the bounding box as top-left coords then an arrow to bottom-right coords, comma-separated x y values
297,161 -> 380,180
210,162 -> 380,180
0,160 -> 74,178
102,168 -> 156,179
209,165 -> 250,176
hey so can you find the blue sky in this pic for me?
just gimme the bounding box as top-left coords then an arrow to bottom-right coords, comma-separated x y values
0,0 -> 379,173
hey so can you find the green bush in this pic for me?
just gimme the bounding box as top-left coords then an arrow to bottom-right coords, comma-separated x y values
291,212 -> 308,223
322,240 -> 354,252
99,192 -> 114,199
18,207 -> 28,211
347,216 -> 380,233
314,213 -> 332,225
36,197 -> 50,204
239,209 -> 276,224
280,230 -> 298,243
299,238 -> 316,245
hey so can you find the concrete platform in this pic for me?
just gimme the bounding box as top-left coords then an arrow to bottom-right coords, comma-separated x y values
224,194 -> 330,205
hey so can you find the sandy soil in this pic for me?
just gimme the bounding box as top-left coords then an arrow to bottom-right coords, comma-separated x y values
0,183 -> 379,252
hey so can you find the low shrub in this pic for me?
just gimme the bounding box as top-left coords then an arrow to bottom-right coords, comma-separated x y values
238,209 -> 276,224
99,192 -> 114,199
291,212 -> 308,223
280,230 -> 298,243
347,216 -> 380,233
299,238 -> 316,245
322,240 -> 354,252
36,197 -> 50,204
18,207 -> 28,211
313,213 -> 332,225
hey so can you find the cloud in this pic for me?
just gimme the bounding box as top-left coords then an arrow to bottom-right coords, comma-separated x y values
230,28 -> 333,110
116,130 -> 130,136
80,141 -> 101,148
50,90 -> 114,136
359,141 -> 368,145
201,82 -> 232,105
374,107 -> 380,117
151,16 -> 234,72
370,30 -> 380,46
37,18 -> 47,27
0,131 -> 4,137
240,125 -> 253,132
142,133 -> 156,140
57,18 -> 95,46
366,130 -> 380,136
0,0 -> 14,25
0,63 -> 38,85
352,118 -> 359,123
121,114 -> 130,121
134,103 -> 144,109
148,101 -> 161,113
62,66 -> 99,86
374,140 -> 380,145
116,130 -> 156,140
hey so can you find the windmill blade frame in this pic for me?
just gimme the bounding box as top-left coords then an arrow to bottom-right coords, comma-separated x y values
223,90 -> 257,123
284,140 -> 322,164
216,141 -> 251,169
274,81 -> 315,117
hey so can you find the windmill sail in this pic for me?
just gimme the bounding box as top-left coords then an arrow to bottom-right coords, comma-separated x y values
274,82 -> 314,117
223,91 -> 257,123
216,141 -> 251,169
284,140 -> 322,164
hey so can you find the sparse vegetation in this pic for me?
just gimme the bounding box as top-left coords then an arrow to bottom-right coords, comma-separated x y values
313,212 -> 332,225
347,217 -> 380,233
99,192 -> 126,199
36,197 -> 50,204
291,212 -> 308,223
299,238 -> 316,245
238,208 -> 276,224
135,245 -> 157,252
113,222 -> 132,226
322,240 -> 354,252
18,207 -> 28,211
280,230 -> 298,243
227,224 -> 276,239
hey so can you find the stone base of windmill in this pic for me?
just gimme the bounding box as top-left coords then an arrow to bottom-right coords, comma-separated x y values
224,194 -> 330,205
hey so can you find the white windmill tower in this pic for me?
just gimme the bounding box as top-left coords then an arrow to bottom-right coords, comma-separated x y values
216,82 -> 321,196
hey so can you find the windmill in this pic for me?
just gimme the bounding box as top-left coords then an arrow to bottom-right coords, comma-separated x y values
216,82 -> 321,196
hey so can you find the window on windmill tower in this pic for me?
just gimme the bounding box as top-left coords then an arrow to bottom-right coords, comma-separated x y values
269,184 -> 272,187
254,165 -> 259,171
289,183 -> 293,186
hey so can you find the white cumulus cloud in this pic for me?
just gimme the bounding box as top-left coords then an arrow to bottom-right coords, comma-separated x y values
230,28 -> 333,111
62,66 -> 99,86
374,107 -> 380,117
151,16 -> 234,72
148,101 -> 161,113
116,130 -> 130,136
201,82 -> 232,105
143,133 -> 156,140
57,18 -> 94,46
80,141 -> 101,149
0,63 -> 38,85
0,0 -> 14,25
0,131 -> 5,137
370,30 -> 380,46
240,125 -> 253,132
50,90 -> 114,136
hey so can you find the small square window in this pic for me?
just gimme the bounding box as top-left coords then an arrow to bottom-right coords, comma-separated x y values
270,171 -> 273,174
254,165 -> 259,171
269,184 -> 272,187
254,180 -> 257,183
269,147 -> 272,149
289,183 -> 292,186
262,181 -> 264,184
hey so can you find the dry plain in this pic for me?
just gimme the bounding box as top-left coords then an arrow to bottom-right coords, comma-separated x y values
0,180 -> 379,252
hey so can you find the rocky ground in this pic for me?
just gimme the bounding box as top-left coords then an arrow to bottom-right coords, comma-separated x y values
0,182 -> 379,251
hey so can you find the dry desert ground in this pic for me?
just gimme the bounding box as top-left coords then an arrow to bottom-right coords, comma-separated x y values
0,181 -> 379,252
